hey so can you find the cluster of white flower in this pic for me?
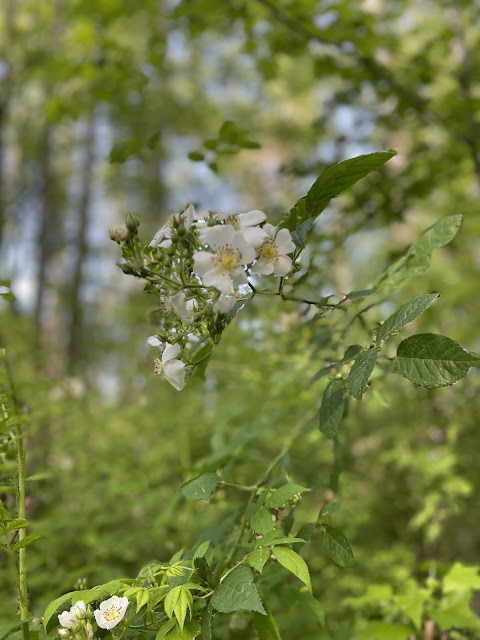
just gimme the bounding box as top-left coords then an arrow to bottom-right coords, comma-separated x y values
58,597 -> 129,639
111,205 -> 296,392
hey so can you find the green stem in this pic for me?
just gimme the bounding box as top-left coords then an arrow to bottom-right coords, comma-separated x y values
2,349 -> 30,640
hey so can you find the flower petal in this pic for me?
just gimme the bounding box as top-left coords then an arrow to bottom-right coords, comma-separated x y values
164,359 -> 186,391
253,258 -> 275,275
231,266 -> 248,285
203,224 -> 235,249
202,267 -> 233,293
163,343 -> 181,363
238,210 -> 266,227
182,204 -> 195,228
231,232 -> 257,263
273,255 -> 293,276
193,251 -> 215,276
93,610 -> 104,628
275,228 -> 296,254
262,223 -> 276,238
213,294 -> 236,314
241,226 -> 269,249
147,336 -> 162,347
149,225 -> 171,248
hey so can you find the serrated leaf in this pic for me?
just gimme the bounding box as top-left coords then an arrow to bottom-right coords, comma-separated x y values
324,526 -> 356,568
255,531 -> 306,548
290,215 -> 314,249
376,294 -> 439,342
266,483 -> 310,509
248,548 -> 270,573
396,334 -> 480,387
347,348 -> 378,401
251,509 -> 274,535
5,519 -> 30,532
211,566 -> 265,614
319,379 -> 345,437
194,556 -> 214,587
174,587 -> 192,630
253,605 -> 282,639
182,474 -> 218,501
165,586 -> 181,619
318,500 -> 345,519
193,540 -> 210,560
280,153 -> 394,231
136,588 -> 149,612
200,603 -> 212,640
156,619 -> 177,640
11,534 -> 43,552
273,547 -> 311,592
443,563 -> 480,593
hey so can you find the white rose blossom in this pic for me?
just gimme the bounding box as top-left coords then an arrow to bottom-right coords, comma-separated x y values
200,209 -> 268,248
58,601 -> 86,628
149,204 -> 195,249
193,226 -> 256,293
170,291 -> 198,324
213,293 -> 236,314
148,340 -> 186,391
94,596 -> 129,630
253,223 -> 296,276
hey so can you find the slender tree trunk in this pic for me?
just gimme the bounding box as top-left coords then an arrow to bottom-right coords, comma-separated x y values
66,115 -> 95,372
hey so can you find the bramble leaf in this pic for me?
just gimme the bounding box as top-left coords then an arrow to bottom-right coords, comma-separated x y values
211,566 -> 265,614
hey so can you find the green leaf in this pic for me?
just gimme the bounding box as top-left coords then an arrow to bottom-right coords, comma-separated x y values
136,588 -> 149,612
255,531 -> 306,548
200,604 -> 212,640
0,292 -> 15,301
347,348 -> 378,401
211,566 -> 265,614
248,548 -> 270,573
165,586 -> 181,620
193,540 -> 210,560
253,605 -> 282,640
251,509 -> 274,535
319,379 -> 345,437
5,519 -> 30,533
396,334 -> 480,387
273,547 -> 311,592
266,483 -> 310,509
0,279 -> 11,287
290,214 -> 314,249
318,500 -> 345,519
182,474 -> 218,501
11,534 -> 43,552
324,526 -> 356,568
443,563 -> 480,593
174,588 -> 192,630
377,215 -> 463,289
188,151 -> 205,162
376,294 -> 439,343
296,593 -> 325,626
355,621 -> 414,640
281,153 -> 394,231
156,619 -> 177,640
431,590 -> 480,631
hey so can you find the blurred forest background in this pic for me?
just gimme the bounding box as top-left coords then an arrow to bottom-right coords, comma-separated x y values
1,0 -> 480,638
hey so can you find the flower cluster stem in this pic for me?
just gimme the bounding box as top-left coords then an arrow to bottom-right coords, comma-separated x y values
1,348 -> 30,640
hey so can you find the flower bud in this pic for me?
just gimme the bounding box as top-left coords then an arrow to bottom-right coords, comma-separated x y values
125,214 -> 140,234
58,629 -> 70,639
109,227 -> 130,244
85,622 -> 93,635
86,605 -> 93,621
75,607 -> 86,621
71,622 -> 81,633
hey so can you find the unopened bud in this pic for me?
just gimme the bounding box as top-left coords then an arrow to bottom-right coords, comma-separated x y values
86,606 -> 94,621
58,629 -> 70,639
166,566 -> 184,577
109,227 -> 130,244
85,622 -> 93,635
75,608 -> 86,621
88,632 -> 93,639
71,622 -> 81,633
125,214 -> 140,233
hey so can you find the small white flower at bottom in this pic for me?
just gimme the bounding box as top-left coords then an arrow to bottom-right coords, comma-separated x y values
94,595 -> 129,630
58,601 -> 86,628
253,224 -> 296,276
153,342 -> 186,391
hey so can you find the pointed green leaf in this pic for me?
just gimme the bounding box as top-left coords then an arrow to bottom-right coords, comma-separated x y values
253,604 -> 282,640
136,588 -> 149,612
255,531 -> 306,548
11,534 -> 43,552
193,541 -> 210,560
347,348 -> 378,401
211,566 -> 265,614
324,526 -> 356,568
376,294 -> 439,342
156,619 -> 177,640
5,519 -> 30,533
319,379 -> 345,437
266,483 -> 310,509
443,563 -> 480,593
165,586 -> 181,619
273,547 -> 311,592
396,334 -> 480,387
251,509 -> 274,535
182,474 -> 218,501
248,548 -> 270,573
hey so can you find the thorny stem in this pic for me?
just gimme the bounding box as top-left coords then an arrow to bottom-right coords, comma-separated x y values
1,348 -> 30,640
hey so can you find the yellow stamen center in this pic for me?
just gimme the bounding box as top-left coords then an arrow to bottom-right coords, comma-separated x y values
103,606 -> 122,622
224,214 -> 240,229
215,246 -> 242,272
154,358 -> 163,375
259,241 -> 278,261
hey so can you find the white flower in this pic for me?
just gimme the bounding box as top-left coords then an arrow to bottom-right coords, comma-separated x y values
58,601 -> 86,628
94,596 -> 129,630
152,342 -> 186,391
149,204 -> 195,249
193,226 -> 256,294
253,224 -> 296,276
213,294 -> 236,314
171,291 -> 198,324
200,210 -> 268,248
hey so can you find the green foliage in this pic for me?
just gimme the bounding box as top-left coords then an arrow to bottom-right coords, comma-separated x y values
211,566 -> 265,615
